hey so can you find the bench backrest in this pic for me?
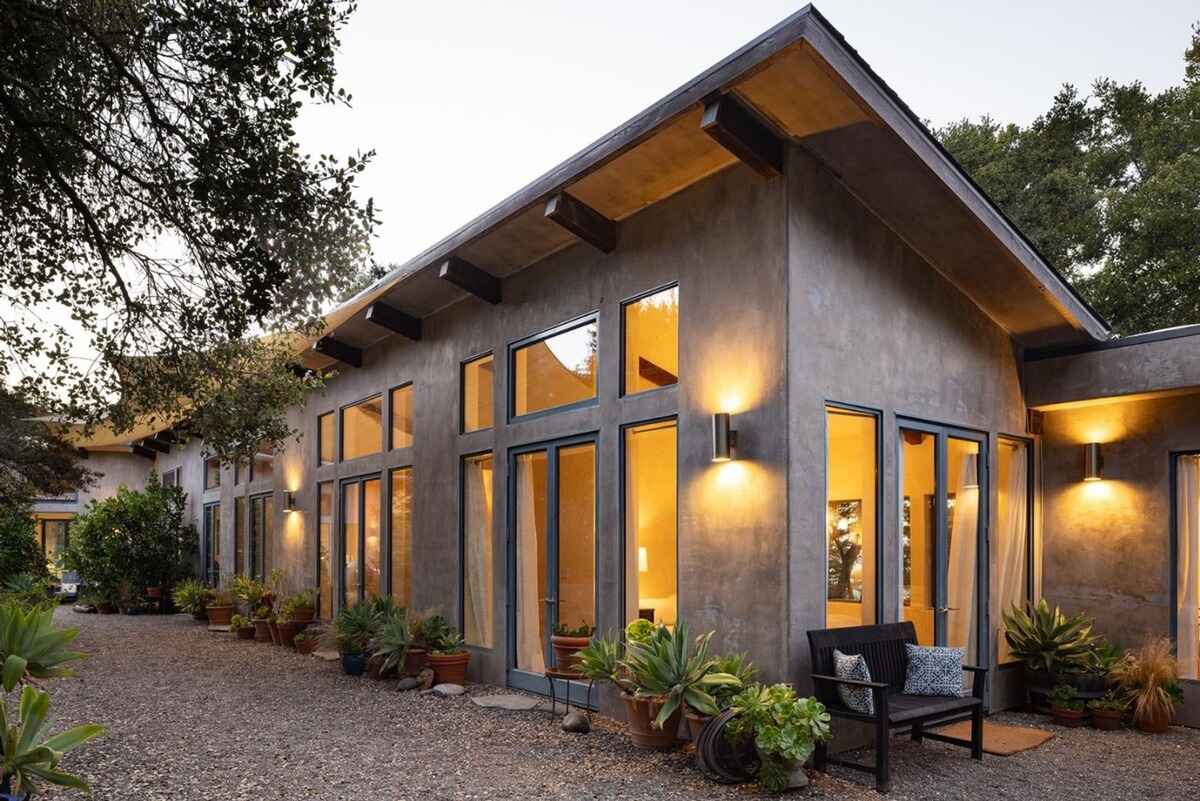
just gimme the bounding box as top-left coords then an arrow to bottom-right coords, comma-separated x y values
807,622 -> 918,706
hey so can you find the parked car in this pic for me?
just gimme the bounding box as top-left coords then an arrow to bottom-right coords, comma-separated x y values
52,571 -> 83,602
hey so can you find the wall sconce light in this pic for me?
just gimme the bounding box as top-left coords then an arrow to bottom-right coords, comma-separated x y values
284,491 -> 297,512
961,453 -> 980,489
712,413 -> 737,462
1082,443 -> 1103,482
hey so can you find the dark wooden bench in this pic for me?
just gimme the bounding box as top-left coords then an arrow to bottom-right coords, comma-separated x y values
807,622 -> 987,793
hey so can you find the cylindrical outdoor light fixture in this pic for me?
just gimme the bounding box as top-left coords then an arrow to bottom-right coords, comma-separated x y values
284,491 -> 298,512
1082,443 -> 1103,482
712,412 -> 738,462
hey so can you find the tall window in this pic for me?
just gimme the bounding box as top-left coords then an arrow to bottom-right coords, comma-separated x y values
234,496 -> 246,576
203,503 -> 221,585
996,437 -> 1032,663
250,443 -> 274,482
250,494 -> 274,579
462,453 -> 494,647
825,407 -> 878,628
625,421 -> 678,626
1177,453 -> 1199,679
204,457 -> 220,489
462,354 -> 494,432
318,412 -> 335,465
341,476 -> 381,606
391,385 -> 413,449
390,468 -> 412,605
341,395 -> 383,461
512,317 -> 598,417
40,520 -> 69,576
318,482 -> 334,619
161,467 -> 181,489
623,285 -> 678,395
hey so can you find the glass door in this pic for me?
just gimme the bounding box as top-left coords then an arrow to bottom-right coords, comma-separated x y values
340,476 -> 381,609
898,420 -> 988,670
202,503 -> 221,585
508,435 -> 597,695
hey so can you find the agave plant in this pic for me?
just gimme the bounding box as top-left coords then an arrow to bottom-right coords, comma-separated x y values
0,685 -> 104,796
710,652 -> 759,710
171,579 -> 212,615
370,612 -> 411,674
0,603 -> 86,690
577,633 -> 637,694
330,601 -> 379,655
620,622 -> 740,728
1002,600 -> 1097,674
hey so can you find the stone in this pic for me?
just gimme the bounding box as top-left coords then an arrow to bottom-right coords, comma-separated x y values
313,650 -> 340,662
207,625 -> 232,633
470,694 -> 541,711
396,677 -> 421,691
417,668 -> 435,690
432,683 -> 466,697
561,711 -> 590,733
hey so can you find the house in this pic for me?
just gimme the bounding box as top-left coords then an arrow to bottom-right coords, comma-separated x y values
56,6 -> 1200,722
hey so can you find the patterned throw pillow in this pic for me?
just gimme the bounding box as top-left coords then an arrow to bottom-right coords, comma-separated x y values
903,644 -> 965,697
833,649 -> 875,715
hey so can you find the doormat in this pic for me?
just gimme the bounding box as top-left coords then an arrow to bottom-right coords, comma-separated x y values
934,721 -> 1053,756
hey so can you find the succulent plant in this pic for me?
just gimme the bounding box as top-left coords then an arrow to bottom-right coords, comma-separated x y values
620,622 -> 740,729
1002,600 -> 1097,673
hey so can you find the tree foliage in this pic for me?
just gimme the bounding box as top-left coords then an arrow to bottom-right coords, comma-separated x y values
938,23 -> 1200,335
0,387 -> 92,510
0,0 -> 379,457
0,507 -> 48,584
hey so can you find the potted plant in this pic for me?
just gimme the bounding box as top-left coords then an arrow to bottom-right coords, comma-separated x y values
424,615 -> 470,685
402,611 -> 430,675
1003,600 -> 1099,707
1087,690 -> 1127,730
276,592 -> 312,648
332,601 -> 376,676
205,586 -> 235,626
370,610 -> 412,679
687,652 -> 758,742
294,628 -> 322,655
267,610 -> 281,646
232,575 -> 267,616
251,605 -> 272,643
230,614 -> 255,640
1049,683 -> 1086,727
1110,637 -> 1183,733
171,579 -> 213,622
726,683 -> 832,792
288,589 -> 317,623
550,620 -> 594,675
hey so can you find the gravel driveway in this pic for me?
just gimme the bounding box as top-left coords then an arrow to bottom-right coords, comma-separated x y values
45,610 -> 1198,800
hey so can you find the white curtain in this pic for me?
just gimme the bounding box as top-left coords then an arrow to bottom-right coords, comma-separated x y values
995,442 -> 1029,663
516,457 -> 546,673
947,452 -> 979,667
1178,456 -> 1199,680
463,459 -> 493,648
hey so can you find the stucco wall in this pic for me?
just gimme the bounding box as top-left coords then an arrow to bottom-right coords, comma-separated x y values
32,451 -> 150,518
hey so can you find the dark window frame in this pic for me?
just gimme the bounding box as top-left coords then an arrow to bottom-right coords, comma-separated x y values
317,411 -> 335,466
203,457 -> 221,490
459,351 -> 495,434
388,382 -> 415,451
997,432 -> 1037,651
619,282 -> 679,399
508,311 -> 600,423
339,393 -> 384,463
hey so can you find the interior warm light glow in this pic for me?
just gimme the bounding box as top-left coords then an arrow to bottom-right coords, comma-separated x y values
638,546 -> 649,573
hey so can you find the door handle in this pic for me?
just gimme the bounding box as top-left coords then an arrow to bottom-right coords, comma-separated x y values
936,607 -> 959,613
541,597 -> 558,606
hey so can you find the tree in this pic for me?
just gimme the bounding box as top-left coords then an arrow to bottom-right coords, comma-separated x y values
0,0 -> 380,459
938,23 -> 1200,335
0,507 -> 48,583
0,387 -> 92,511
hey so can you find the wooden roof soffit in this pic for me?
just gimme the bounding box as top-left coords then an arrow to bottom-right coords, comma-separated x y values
130,444 -> 157,460
141,437 -> 171,454
438,256 -> 501,305
313,336 -> 363,368
365,301 -> 422,341
700,93 -> 784,179
543,192 -> 617,254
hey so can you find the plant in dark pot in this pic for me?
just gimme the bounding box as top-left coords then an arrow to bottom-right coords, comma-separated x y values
424,615 -> 470,685
172,578 -> 213,622
726,683 -> 832,792
251,605 -> 273,643
333,602 -> 377,676
1003,600 -> 1098,708
1087,690 -> 1127,731
205,586 -> 235,627
230,614 -> 255,640
550,620 -> 595,675
1049,683 -> 1086,727
1110,637 -> 1182,733
288,589 -> 317,623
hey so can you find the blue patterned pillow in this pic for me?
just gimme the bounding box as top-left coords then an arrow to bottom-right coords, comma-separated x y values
833,649 -> 875,714
903,644 -> 965,697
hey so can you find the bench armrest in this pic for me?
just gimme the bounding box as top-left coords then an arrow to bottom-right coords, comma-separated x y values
811,672 -> 888,690
962,664 -> 988,674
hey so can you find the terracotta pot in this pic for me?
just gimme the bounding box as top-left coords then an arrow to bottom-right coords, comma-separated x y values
292,606 -> 315,624
277,621 -> 301,648
403,647 -> 428,676
206,605 -> 234,626
253,619 -> 272,642
684,709 -> 711,742
623,694 -> 682,749
295,637 -> 320,655
428,650 -> 470,685
235,626 -> 256,640
1090,708 -> 1123,731
550,634 -> 591,675
268,620 -> 281,646
1052,706 -> 1086,728
1136,706 -> 1172,734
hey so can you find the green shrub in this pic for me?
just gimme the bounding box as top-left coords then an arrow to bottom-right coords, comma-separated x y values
1002,600 -> 1098,674
1049,683 -> 1084,711
171,579 -> 212,615
620,623 -> 739,728
332,602 -> 378,655
0,507 -> 48,584
726,683 -> 832,793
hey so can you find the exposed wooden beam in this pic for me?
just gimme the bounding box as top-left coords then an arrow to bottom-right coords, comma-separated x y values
700,93 -> 783,179
314,336 -> 363,368
141,438 -> 170,454
130,444 -> 157,460
543,192 -> 617,253
438,257 -> 501,305
154,431 -> 179,444
365,301 -> 422,341
637,357 -> 678,388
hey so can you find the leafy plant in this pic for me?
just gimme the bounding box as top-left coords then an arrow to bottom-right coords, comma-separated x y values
1087,690 -> 1127,712
577,633 -> 637,694
0,603 -> 85,689
332,602 -> 378,655
229,615 -> 252,631
0,574 -> 54,613
0,685 -> 104,796
0,509 -> 49,585
553,621 -> 595,637
232,575 -> 267,612
710,652 -> 759,710
726,683 -> 832,793
1002,600 -> 1098,673
1109,637 -> 1182,727
371,612 -> 411,674
625,618 -> 655,645
1084,639 -> 1124,676
420,614 -> 466,655
619,622 -> 740,728
171,579 -> 213,615
1049,683 -> 1083,711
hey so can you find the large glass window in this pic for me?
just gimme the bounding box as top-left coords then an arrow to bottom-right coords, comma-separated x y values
901,429 -> 936,645
341,395 -> 383,461
161,467 -> 181,489
250,494 -> 274,579
40,520 -> 69,576
996,437 -> 1031,663
512,318 -> 598,417
318,412 -> 335,465
1176,453 -> 1199,679
251,443 -> 274,483
390,468 -> 412,606
318,482 -> 334,619
462,354 -> 494,433
204,457 -> 220,489
462,453 -> 494,647
341,476 -> 381,607
391,385 -> 413,450
203,503 -> 221,585
234,496 -> 246,576
825,407 -> 878,628
625,421 -> 677,626
623,286 -> 678,396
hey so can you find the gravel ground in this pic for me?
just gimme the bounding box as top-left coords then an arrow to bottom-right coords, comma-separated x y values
44,610 -> 1199,801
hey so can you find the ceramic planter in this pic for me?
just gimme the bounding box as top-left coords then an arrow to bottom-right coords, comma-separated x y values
550,634 -> 590,675
622,694 -> 682,750
428,650 -> 470,685
206,605 -> 234,626
1089,708 -> 1123,730
403,647 -> 428,676
252,618 -> 272,642
342,652 -> 367,676
1051,706 -> 1086,728
292,606 -> 316,624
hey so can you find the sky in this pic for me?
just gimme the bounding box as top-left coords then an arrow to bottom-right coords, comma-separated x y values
295,0 -> 1199,268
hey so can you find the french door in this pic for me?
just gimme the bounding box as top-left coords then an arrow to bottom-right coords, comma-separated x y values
202,503 -> 220,585
340,475 -> 381,608
507,435 -> 597,695
898,420 -> 989,670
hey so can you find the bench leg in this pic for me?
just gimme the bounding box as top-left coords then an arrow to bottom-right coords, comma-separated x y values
970,704 -> 984,761
875,716 -> 890,793
911,720 -> 924,743
813,740 -> 828,773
